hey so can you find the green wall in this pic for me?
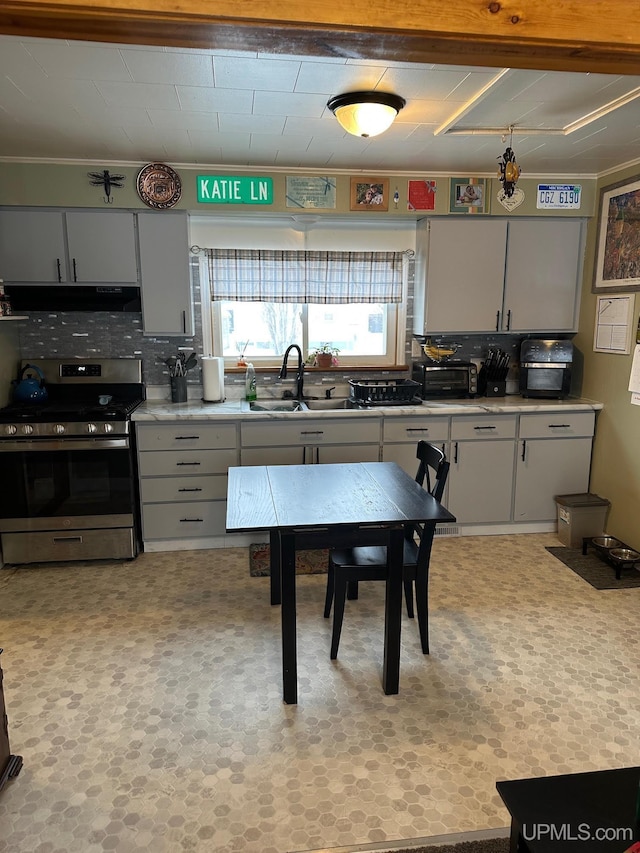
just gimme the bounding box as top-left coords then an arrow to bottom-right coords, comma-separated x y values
575,164 -> 640,549
0,162 -> 596,218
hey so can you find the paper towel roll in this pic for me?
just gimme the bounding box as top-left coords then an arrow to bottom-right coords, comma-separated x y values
202,356 -> 225,402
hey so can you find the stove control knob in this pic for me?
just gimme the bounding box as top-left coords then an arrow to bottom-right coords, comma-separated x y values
103,423 -> 114,434
22,424 -> 34,435
53,424 -> 66,435
86,423 -> 98,434
5,424 -> 17,436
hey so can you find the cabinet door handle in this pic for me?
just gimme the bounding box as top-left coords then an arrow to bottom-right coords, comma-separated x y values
178,487 -> 203,492
182,310 -> 186,333
53,535 -> 83,544
473,425 -> 497,430
72,258 -> 78,282
548,424 -> 571,429
315,447 -> 320,464
175,435 -> 200,440
454,441 -> 459,464
56,258 -> 62,282
495,310 -> 500,331
506,309 -> 511,330
521,439 -> 527,461
176,461 -> 201,466
179,518 -> 203,523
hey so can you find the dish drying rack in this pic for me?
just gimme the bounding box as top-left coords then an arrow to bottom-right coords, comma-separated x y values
349,379 -> 422,407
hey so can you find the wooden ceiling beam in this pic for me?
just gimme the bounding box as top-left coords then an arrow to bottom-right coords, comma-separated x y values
1,1 -> 640,75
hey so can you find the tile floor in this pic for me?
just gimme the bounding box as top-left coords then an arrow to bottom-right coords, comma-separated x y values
0,533 -> 639,853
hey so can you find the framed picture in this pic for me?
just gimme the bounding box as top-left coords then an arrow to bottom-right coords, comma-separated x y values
350,177 -> 389,211
449,177 -> 487,214
593,175 -> 640,292
407,179 -> 437,211
593,293 -> 636,354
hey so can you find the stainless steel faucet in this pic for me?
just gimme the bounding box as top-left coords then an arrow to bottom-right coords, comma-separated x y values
279,344 -> 305,400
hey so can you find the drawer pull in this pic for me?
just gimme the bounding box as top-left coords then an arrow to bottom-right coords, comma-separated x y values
300,430 -> 323,436
178,487 -> 203,492
548,424 -> 571,429
473,425 -> 497,430
175,435 -> 200,440
179,518 -> 203,523
176,461 -> 201,466
53,535 -> 83,544
406,428 -> 428,433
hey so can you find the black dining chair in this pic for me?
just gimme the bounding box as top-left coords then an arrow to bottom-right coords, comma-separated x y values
323,440 -> 450,659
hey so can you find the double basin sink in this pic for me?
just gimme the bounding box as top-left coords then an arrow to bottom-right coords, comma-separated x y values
243,397 -> 355,413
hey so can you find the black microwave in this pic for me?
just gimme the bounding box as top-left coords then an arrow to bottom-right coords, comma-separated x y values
412,361 -> 478,399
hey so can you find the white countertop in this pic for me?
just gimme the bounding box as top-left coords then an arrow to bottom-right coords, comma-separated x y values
132,396 -> 603,421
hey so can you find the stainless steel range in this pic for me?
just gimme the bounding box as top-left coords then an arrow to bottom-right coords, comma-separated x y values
0,358 -> 145,565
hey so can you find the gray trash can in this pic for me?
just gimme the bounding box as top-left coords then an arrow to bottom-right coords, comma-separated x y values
555,493 -> 610,548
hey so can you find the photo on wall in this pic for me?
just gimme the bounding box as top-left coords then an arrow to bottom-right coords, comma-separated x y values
449,177 -> 487,214
350,177 -> 389,211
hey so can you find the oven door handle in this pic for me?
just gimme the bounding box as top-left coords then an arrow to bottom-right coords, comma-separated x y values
0,438 -> 130,452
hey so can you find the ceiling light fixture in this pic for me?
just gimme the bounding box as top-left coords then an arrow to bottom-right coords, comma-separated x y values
327,91 -> 406,138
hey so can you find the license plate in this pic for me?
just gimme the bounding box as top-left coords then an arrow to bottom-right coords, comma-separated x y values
536,184 -> 582,209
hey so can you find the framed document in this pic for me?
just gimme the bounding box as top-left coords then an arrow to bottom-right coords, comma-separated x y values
285,176 -> 336,209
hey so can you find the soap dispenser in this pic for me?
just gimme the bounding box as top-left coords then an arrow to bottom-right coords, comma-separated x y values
245,362 -> 257,402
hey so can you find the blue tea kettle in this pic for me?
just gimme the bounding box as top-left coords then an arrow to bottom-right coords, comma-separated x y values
12,363 -> 48,404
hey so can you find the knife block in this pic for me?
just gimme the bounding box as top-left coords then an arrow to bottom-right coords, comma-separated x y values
485,380 -> 506,397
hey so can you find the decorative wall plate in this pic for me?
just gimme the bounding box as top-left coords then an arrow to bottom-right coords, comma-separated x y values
136,163 -> 182,209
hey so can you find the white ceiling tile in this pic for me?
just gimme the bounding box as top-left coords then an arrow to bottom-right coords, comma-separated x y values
95,81 -> 180,110
219,114 -> 286,134
24,41 -> 132,81
253,90 -> 328,118
120,49 -> 214,86
213,55 -> 300,91
176,85 -> 253,114
146,108 -> 218,131
294,61 -> 385,95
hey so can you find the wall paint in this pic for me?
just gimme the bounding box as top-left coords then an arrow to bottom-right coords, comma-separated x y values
575,163 -> 640,550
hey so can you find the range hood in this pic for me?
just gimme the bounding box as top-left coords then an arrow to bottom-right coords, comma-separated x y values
4,285 -> 141,313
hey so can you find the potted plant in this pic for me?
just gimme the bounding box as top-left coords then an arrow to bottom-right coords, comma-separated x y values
307,343 -> 340,368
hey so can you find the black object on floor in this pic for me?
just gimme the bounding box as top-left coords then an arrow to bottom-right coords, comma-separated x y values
546,546 -> 640,589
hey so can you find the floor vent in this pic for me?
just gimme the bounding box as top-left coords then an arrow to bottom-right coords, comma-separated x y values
434,525 -> 460,537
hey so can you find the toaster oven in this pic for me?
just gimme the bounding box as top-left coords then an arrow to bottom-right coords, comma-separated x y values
412,361 -> 478,399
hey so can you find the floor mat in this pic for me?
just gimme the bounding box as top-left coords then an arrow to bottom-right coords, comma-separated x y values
545,546 -> 640,589
249,543 -> 329,576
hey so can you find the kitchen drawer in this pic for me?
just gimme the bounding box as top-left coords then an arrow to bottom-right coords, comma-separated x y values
141,501 -> 227,540
136,422 -> 237,451
451,414 -> 517,440
383,416 -> 449,443
518,411 -> 595,439
140,475 -> 227,503
138,447 -> 237,476
241,418 -> 380,447
1,528 -> 135,563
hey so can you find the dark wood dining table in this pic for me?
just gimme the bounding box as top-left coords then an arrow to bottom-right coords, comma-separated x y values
226,461 -> 456,704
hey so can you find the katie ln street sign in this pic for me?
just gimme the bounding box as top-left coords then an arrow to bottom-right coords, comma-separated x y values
197,175 -> 273,205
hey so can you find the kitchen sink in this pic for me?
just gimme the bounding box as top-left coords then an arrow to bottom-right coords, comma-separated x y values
302,398 -> 354,411
245,400 -> 306,412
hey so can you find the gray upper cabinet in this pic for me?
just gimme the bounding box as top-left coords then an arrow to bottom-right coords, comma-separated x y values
137,211 -> 193,336
414,217 -> 584,335
0,208 -> 137,284
65,211 -> 137,283
503,219 -> 583,332
0,210 -> 67,282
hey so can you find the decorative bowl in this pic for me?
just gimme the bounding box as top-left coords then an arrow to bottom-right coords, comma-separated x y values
422,342 -> 460,362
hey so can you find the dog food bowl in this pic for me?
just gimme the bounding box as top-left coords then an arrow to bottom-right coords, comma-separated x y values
591,536 -> 623,550
608,547 -> 640,565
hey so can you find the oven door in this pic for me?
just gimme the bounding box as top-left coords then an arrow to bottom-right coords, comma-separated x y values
0,438 -> 135,531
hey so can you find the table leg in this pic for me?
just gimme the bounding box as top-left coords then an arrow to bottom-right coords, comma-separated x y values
280,531 -> 298,704
269,529 -> 281,606
382,527 -> 404,695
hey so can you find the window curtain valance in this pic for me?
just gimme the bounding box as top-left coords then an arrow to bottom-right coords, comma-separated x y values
206,249 -> 405,303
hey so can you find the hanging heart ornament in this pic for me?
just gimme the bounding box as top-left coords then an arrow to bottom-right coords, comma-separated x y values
497,186 -> 525,211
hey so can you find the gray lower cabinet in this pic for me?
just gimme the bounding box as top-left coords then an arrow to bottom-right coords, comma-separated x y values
447,415 -> 517,524
513,411 -> 595,521
136,422 -> 238,542
241,418 -> 381,466
381,416 -> 449,476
